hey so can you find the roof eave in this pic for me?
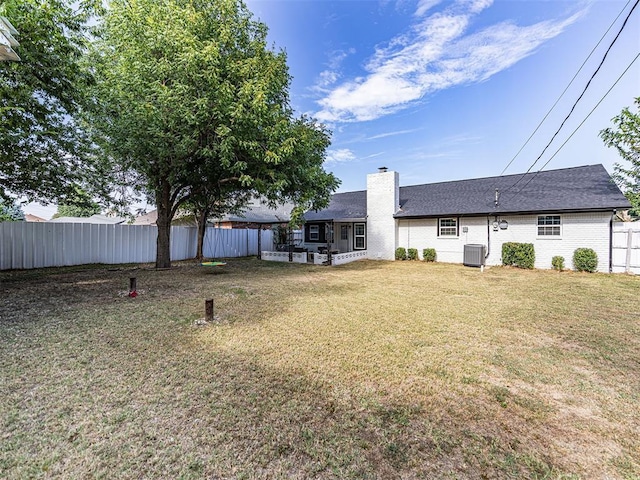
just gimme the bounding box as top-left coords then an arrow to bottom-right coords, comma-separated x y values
394,206 -> 630,219
303,216 -> 367,222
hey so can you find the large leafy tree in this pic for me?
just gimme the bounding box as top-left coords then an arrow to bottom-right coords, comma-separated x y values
0,199 -> 25,222
600,97 -> 640,216
0,0 -> 100,204
86,0 -> 338,268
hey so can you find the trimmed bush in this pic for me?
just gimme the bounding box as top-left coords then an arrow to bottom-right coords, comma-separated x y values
551,256 -> 565,271
502,242 -> 535,269
573,248 -> 598,272
395,247 -> 407,260
422,248 -> 436,262
407,248 -> 418,261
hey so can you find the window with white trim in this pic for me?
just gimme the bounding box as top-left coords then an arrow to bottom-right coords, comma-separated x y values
537,215 -> 561,236
438,218 -> 458,237
354,223 -> 366,249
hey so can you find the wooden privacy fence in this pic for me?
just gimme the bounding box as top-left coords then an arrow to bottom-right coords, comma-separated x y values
0,223 -> 273,270
612,224 -> 639,275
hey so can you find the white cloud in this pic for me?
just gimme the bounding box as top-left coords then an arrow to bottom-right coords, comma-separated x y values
415,0 -> 442,17
313,48 -> 356,91
317,70 -> 339,88
367,128 -> 421,140
316,2 -> 585,123
362,151 -> 386,160
325,148 -> 357,164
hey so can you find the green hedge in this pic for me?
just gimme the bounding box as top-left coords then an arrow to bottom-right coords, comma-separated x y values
407,248 -> 418,260
395,247 -> 407,260
502,242 -> 535,269
551,256 -> 565,271
422,248 -> 436,262
573,248 -> 598,272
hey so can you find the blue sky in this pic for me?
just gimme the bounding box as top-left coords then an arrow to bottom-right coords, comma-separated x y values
25,0 -> 639,218
246,0 -> 640,193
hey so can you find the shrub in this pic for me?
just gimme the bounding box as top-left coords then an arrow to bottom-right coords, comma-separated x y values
502,242 -> 535,269
407,248 -> 418,260
551,256 -> 565,271
395,247 -> 407,260
422,248 -> 436,262
573,248 -> 598,272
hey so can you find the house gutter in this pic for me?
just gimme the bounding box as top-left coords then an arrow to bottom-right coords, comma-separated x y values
609,209 -> 616,273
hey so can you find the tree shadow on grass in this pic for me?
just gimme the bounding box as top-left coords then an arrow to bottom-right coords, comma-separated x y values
0,309 -> 566,479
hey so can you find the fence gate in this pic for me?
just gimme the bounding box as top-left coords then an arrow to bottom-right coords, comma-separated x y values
612,226 -> 640,274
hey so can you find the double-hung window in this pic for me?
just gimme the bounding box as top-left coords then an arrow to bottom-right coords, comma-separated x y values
438,218 -> 458,237
354,223 -> 366,249
537,215 -> 561,236
309,225 -> 320,241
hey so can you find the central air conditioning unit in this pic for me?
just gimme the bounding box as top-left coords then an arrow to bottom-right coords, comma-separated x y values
463,244 -> 486,267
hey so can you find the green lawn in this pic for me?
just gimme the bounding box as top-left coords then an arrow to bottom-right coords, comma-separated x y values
1,259 -> 638,479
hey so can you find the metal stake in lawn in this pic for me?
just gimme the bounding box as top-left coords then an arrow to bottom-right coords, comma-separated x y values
128,277 -> 137,297
205,299 -> 214,322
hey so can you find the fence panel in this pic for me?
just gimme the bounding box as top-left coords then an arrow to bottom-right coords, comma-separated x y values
612,225 -> 640,274
202,227 -> 273,258
0,222 -> 271,270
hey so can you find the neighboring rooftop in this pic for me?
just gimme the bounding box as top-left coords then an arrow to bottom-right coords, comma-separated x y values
217,199 -> 295,224
48,214 -> 126,224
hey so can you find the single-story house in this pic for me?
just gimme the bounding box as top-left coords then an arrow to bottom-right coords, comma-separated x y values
296,164 -> 630,272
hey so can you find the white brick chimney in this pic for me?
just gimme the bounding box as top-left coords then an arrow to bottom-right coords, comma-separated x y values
366,167 -> 399,260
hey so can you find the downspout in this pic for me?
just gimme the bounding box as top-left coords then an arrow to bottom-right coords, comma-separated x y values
609,209 -> 616,273
485,216 -> 491,261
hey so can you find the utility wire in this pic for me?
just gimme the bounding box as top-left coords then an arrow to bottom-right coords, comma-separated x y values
504,52 -> 640,202
501,0 -> 639,195
498,0 -> 633,178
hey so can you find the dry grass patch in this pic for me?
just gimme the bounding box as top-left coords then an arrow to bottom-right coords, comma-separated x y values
1,259 -> 638,479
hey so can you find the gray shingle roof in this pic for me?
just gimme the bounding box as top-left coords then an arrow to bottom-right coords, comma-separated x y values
218,199 -> 295,223
304,191 -> 367,221
301,165 -> 630,221
395,164 -> 630,218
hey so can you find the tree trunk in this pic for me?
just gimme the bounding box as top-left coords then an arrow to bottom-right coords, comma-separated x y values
196,207 -> 209,260
155,182 -> 172,269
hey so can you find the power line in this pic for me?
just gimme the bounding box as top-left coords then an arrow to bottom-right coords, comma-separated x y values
498,0 -> 633,177
501,0 -> 639,195
504,51 -> 640,202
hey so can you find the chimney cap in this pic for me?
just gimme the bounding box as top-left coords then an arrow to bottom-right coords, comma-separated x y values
378,166 -> 388,173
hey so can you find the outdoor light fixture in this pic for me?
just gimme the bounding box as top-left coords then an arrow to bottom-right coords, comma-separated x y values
0,16 -> 20,61
499,220 -> 508,230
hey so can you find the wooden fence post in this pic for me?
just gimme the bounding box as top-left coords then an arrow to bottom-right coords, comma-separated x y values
205,299 -> 214,322
128,277 -> 137,297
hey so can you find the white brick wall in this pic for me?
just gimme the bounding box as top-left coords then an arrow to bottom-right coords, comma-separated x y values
397,212 -> 614,272
367,170 -> 399,260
